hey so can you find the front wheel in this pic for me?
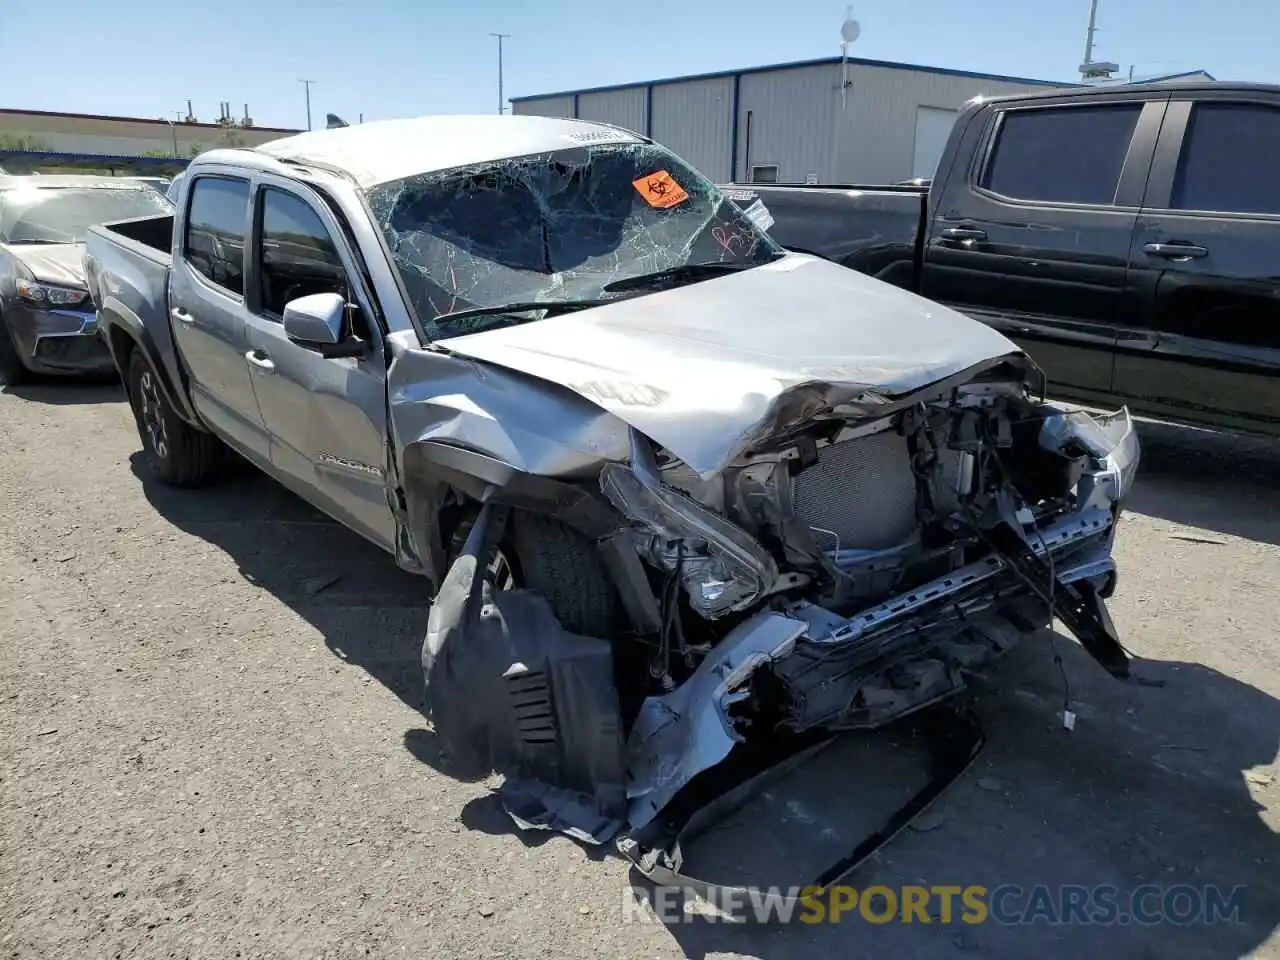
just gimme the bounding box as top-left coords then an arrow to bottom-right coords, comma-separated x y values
127,349 -> 222,486
448,508 -> 620,637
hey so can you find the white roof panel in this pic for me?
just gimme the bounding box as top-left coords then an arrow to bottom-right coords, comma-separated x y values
253,114 -> 645,187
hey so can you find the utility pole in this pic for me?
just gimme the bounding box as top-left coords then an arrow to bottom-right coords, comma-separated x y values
489,33 -> 511,115
167,111 -> 182,157
299,79 -> 315,131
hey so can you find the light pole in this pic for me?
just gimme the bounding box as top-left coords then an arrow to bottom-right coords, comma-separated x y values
489,33 -> 511,115
299,79 -> 316,131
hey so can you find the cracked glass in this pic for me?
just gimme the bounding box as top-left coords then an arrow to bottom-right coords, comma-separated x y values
364,143 -> 783,338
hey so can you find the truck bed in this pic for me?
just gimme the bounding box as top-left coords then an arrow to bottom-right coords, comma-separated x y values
720,183 -> 927,292
91,213 -> 173,263
83,214 -> 189,411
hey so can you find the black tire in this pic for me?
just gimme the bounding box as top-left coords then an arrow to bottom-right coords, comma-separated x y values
448,507 -> 621,637
509,512 -> 620,638
0,315 -> 29,386
126,348 -> 222,486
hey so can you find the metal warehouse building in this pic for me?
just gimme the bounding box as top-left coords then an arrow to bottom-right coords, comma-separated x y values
511,56 -> 1073,184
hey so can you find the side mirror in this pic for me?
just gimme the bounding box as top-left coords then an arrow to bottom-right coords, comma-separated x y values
283,292 -> 345,346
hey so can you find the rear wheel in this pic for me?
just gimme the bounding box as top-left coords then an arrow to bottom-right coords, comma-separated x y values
0,315 -> 29,386
127,348 -> 222,486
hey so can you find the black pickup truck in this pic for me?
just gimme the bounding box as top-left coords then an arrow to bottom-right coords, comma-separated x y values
724,80 -> 1280,438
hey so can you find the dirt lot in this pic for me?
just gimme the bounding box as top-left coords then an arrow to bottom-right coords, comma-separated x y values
1,380 -> 1277,959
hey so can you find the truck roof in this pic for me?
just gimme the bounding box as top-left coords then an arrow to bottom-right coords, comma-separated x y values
251,114 -> 647,188
977,78 -> 1280,107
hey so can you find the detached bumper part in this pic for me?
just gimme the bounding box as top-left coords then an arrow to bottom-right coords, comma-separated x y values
422,502 -> 628,844
620,708 -> 985,922
625,612 -> 807,832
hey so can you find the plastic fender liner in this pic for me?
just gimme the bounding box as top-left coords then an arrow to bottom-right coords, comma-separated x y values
617,706 -> 986,923
422,501 -> 630,842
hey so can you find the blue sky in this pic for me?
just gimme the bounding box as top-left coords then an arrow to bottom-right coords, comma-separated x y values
1,0 -> 1275,130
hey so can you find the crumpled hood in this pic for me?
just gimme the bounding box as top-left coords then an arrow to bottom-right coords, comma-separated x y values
3,242 -> 87,288
436,253 -> 1024,478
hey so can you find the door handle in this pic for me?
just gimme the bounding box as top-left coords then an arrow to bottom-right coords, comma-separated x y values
171,307 -> 194,325
1143,242 -> 1208,260
245,349 -> 275,372
941,226 -> 988,243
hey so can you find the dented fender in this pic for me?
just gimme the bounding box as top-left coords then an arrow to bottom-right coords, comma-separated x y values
384,343 -> 633,580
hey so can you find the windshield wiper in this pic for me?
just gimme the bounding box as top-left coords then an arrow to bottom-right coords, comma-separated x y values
6,238 -> 70,245
601,259 -> 771,293
433,297 -> 618,327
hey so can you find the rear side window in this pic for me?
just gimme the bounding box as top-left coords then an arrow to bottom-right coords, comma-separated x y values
184,176 -> 250,296
1172,103 -> 1280,215
981,104 -> 1142,205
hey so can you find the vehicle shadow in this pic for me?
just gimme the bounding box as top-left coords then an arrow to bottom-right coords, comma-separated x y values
1125,420 -> 1280,547
2,377 -> 124,405
646,638 -> 1279,960
130,453 -> 433,712
130,451 -> 615,866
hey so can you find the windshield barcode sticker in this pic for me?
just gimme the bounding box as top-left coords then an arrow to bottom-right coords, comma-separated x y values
740,198 -> 774,232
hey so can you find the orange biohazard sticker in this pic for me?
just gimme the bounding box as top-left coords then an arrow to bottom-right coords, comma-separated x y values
633,170 -> 689,209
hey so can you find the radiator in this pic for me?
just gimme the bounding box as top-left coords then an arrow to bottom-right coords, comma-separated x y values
791,429 -> 921,552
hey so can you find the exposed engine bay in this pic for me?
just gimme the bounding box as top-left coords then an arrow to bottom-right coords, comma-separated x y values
421,368 -> 1140,893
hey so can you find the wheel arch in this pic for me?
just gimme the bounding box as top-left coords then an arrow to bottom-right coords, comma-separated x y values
98,296 -> 203,427
399,438 -> 623,586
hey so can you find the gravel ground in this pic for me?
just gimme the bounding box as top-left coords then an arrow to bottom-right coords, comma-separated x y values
1,380 -> 1277,959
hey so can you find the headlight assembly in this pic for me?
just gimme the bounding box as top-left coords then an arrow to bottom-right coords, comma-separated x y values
600,462 -> 779,619
16,279 -> 90,308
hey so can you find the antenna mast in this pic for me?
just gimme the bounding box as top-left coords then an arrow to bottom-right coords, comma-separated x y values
1079,0 -> 1119,81
831,8 -> 860,182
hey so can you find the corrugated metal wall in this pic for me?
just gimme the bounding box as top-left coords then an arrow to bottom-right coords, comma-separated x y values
577,88 -> 647,136
511,95 -> 576,119
509,63 -> 1067,184
651,77 -> 734,182
735,64 -> 835,184
835,65 -> 1059,183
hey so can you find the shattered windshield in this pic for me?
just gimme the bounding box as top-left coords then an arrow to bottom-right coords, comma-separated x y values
364,142 -> 783,338
0,187 -> 172,244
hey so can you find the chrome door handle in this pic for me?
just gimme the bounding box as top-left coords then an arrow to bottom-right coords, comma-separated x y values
1143,242 -> 1208,260
245,349 -> 275,372
171,308 -> 194,325
941,226 -> 988,243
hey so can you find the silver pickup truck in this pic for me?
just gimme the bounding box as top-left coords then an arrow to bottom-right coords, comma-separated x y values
83,115 -> 1140,886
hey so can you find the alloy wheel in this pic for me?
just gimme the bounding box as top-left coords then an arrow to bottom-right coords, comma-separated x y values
137,369 -> 169,460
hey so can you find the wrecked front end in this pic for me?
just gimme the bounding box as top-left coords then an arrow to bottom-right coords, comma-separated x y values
422,362 -> 1139,892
